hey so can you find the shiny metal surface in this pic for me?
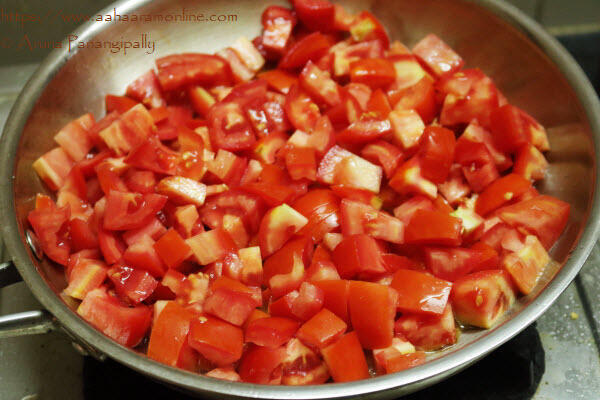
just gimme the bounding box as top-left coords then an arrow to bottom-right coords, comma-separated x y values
0,0 -> 599,398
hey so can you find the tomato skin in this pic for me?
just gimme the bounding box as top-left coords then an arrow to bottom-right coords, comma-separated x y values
348,281 -> 396,349
497,195 -> 570,249
404,209 -> 462,246
390,269 -> 452,315
148,301 -> 197,367
451,270 -> 516,328
332,234 -> 386,279
78,287 -> 152,348
188,315 -> 244,366
321,331 -> 370,382
394,304 -> 457,350
418,126 -> 456,184
245,316 -> 300,348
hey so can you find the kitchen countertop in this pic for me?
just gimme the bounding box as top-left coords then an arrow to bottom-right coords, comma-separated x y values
1,59 -> 600,400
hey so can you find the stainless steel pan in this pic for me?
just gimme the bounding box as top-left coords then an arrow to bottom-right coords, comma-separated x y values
1,0 -> 599,398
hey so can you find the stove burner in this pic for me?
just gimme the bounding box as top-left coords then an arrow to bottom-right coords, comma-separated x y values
82,323 -> 544,400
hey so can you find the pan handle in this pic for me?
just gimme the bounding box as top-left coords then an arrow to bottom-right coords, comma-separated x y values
0,261 -> 56,338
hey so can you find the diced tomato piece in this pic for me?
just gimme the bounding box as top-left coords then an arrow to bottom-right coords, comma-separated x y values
157,176 -> 207,207
299,61 -> 341,107
27,205 -> 71,266
418,126 -> 456,184
294,0 -> 335,31
337,117 -> 392,144
390,76 -> 438,124
153,229 -> 192,269
348,281 -> 396,349
322,331 -> 370,383
268,251 -> 306,299
404,209 -> 462,246
287,115 -> 336,157
475,173 -> 531,216
186,229 -> 237,265
124,138 -> 179,175
105,95 -> 138,114
281,338 -> 330,385
122,217 -> 166,246
33,147 -> 75,191
361,140 -> 403,178
317,145 -> 382,193
279,32 -> 333,69
245,316 -> 300,348
373,337 -> 425,374
156,53 -> 231,91
261,6 -> 297,55
451,270 -> 516,328
349,11 -> 389,48
292,189 -> 340,242
285,83 -> 321,132
332,234 -> 386,279
238,344 -> 286,384
97,227 -> 126,265
203,276 -> 261,326
108,264 -> 158,304
366,88 -> 392,118
126,69 -> 166,108
296,308 -> 347,349
64,259 -> 107,300
208,101 -> 256,152
188,315 -> 244,366
390,269 -> 452,315
99,104 -> 155,155
54,114 -> 95,162
497,195 -> 570,249
147,301 -> 197,367
103,191 -> 167,231
389,157 -> 437,199
285,146 -> 317,181
206,366 -> 242,382
423,247 -> 490,282
395,304 -> 457,350
263,235 -> 312,284
412,34 -> 464,77
122,235 -> 166,278
78,287 -> 151,347
502,235 -> 550,294
513,144 -> 548,181
490,104 -> 549,153
259,204 -> 308,257
69,217 -> 98,251
332,185 -> 383,209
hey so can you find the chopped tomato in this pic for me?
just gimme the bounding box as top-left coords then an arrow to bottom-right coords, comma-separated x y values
404,209 -> 462,246
390,269 -> 452,315
348,281 -> 396,349
279,32 -> 333,69
350,58 -> 396,88
321,331 -> 370,382
147,301 -> 197,367
27,205 -> 71,266
394,304 -> 457,350
108,264 -> 158,304
451,270 -> 516,328
78,287 -> 152,347
332,234 -> 386,279
188,315 -> 244,366
497,195 -> 570,249
412,34 -> 464,77
245,316 -> 300,348
475,173 -> 531,216
103,191 -> 167,231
